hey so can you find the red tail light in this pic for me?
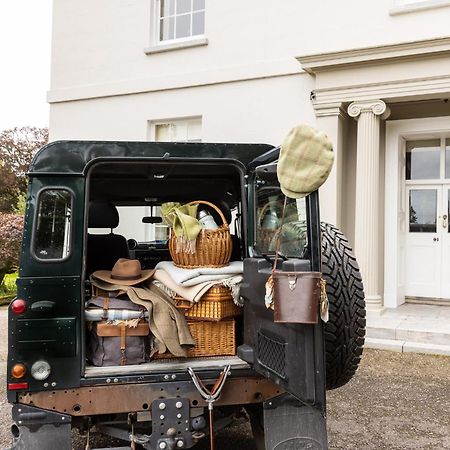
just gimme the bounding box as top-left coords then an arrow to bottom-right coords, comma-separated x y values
8,382 -> 29,390
11,299 -> 26,315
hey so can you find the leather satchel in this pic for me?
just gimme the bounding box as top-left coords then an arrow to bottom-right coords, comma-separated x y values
270,196 -> 322,324
272,271 -> 321,323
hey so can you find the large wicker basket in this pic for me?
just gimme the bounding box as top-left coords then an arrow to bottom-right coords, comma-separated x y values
154,319 -> 236,359
169,200 -> 232,269
175,285 -> 242,321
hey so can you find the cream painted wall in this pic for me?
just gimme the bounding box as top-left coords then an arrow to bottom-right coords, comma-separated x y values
49,0 -> 450,95
49,73 -> 315,145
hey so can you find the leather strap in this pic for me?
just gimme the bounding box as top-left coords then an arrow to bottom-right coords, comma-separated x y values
102,296 -> 110,320
272,195 -> 288,272
120,323 -> 127,366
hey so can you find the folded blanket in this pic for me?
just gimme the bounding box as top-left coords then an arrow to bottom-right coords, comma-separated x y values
155,261 -> 243,286
85,309 -> 149,322
153,269 -> 217,302
153,269 -> 243,306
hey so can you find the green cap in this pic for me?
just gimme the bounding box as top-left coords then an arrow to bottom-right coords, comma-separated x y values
277,124 -> 334,198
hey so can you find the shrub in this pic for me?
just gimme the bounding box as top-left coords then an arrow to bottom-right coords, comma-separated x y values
0,213 -> 23,285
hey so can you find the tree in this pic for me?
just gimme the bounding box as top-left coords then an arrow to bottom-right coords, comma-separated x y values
0,213 -> 23,285
0,126 -> 48,212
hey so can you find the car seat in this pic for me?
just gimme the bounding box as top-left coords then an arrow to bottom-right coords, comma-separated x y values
86,202 -> 130,277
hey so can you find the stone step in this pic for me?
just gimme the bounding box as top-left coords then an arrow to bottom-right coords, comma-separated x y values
365,337 -> 450,357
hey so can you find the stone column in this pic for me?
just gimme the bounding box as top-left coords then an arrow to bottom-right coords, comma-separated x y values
348,100 -> 390,312
315,103 -> 345,227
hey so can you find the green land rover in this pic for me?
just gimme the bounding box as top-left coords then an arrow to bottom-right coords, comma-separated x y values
6,140 -> 365,450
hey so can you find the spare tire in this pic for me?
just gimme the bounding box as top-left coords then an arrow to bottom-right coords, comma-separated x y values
321,222 -> 366,390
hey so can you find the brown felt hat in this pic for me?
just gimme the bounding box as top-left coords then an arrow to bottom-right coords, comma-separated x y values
92,258 -> 155,286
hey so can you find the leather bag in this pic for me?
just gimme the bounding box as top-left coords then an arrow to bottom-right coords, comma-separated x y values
86,294 -> 150,366
271,196 -> 322,324
272,271 -> 321,323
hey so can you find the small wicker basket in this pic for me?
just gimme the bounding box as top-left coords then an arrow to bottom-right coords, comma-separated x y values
175,285 -> 242,321
154,319 -> 236,359
169,200 -> 232,269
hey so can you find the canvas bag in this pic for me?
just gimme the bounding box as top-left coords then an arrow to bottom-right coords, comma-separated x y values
86,295 -> 150,366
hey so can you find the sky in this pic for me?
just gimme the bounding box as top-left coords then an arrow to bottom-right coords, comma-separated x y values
0,1 -> 53,132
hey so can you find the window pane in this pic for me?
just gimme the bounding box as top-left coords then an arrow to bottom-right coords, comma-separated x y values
192,11 -> 204,35
446,138 -> 450,179
34,190 -> 72,259
176,0 -> 191,14
406,139 -> 440,180
160,0 -> 175,17
193,0 -> 205,10
255,185 -> 308,257
160,17 -> 175,41
175,13 -> 191,38
409,189 -> 437,233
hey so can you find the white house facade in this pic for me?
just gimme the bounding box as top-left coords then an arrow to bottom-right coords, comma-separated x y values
48,0 -> 450,311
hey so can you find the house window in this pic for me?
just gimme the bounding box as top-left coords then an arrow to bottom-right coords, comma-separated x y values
158,0 -> 205,43
153,117 -> 202,142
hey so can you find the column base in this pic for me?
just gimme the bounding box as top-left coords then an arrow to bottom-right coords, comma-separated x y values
365,295 -> 385,316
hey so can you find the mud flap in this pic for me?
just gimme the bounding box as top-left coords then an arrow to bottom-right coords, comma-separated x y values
263,395 -> 327,450
9,404 -> 71,450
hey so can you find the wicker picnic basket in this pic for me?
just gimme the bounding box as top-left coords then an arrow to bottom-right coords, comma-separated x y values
154,319 -> 236,359
175,285 -> 242,321
168,200 -> 232,269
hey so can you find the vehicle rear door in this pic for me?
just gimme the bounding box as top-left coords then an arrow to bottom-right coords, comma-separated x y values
238,160 -> 326,408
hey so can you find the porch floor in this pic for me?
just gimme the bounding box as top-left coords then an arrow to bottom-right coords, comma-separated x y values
365,303 -> 450,356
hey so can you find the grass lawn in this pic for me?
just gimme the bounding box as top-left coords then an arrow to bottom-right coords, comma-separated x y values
0,272 -> 17,305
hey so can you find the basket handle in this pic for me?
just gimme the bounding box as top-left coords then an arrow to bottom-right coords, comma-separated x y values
187,200 -> 228,226
258,200 -> 284,226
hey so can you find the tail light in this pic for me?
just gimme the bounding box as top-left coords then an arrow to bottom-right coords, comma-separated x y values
11,299 -> 26,315
11,363 -> 26,379
8,382 -> 29,390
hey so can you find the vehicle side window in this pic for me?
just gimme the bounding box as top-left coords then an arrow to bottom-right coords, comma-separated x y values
255,184 -> 308,258
33,189 -> 72,260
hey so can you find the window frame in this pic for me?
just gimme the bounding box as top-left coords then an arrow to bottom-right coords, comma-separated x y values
145,0 -> 208,55
31,187 -> 75,263
156,0 -> 205,45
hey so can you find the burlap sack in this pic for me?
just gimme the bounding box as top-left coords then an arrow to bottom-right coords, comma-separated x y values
277,124 -> 334,198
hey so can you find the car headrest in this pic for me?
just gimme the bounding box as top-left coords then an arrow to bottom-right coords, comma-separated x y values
88,202 -> 119,229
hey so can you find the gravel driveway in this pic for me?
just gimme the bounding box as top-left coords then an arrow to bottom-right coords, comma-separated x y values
0,306 -> 449,449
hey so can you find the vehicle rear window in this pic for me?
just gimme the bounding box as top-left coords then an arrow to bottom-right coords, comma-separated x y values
33,189 -> 73,260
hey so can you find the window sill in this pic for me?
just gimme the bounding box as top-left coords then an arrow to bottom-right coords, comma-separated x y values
390,0 -> 450,15
144,37 -> 208,55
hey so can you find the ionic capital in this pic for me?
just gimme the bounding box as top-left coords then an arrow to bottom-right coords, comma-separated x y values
347,100 -> 390,120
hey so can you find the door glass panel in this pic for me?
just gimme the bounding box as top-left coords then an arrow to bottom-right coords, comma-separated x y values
446,139 -> 450,179
406,139 -> 440,180
409,190 -> 437,233
255,184 -> 308,257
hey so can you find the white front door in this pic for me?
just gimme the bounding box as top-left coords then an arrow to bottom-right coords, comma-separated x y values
441,187 -> 450,298
404,138 -> 450,300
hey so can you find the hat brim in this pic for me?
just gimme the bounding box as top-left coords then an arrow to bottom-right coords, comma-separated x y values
280,184 -> 308,199
92,269 -> 155,286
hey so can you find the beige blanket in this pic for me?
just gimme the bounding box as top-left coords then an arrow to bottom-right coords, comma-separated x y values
90,278 -> 195,357
153,269 -> 218,302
